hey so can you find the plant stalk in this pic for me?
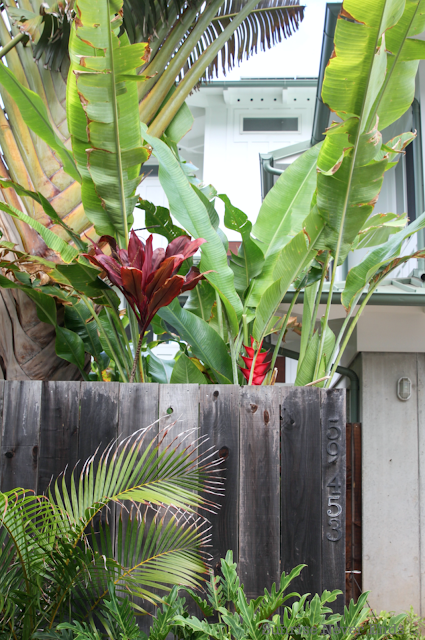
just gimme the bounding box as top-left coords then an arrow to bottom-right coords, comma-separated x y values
307,253 -> 330,347
216,292 -> 224,340
324,281 -> 380,387
130,333 -> 145,383
268,290 -> 300,375
0,32 -> 25,58
224,311 -> 238,384
242,313 -> 248,347
81,296 -> 128,382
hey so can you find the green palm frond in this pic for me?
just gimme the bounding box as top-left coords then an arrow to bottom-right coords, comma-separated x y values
180,0 -> 304,80
0,422 -> 220,636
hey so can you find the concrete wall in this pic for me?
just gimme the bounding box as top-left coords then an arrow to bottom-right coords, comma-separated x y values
361,352 -> 425,613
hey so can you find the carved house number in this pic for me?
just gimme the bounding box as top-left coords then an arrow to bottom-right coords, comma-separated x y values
326,420 -> 343,542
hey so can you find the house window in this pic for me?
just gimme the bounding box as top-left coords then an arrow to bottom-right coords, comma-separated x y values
242,117 -> 298,132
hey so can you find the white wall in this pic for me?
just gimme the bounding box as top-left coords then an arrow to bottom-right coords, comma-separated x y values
361,353 -> 425,614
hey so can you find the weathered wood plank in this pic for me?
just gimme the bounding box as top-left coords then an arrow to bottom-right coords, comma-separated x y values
38,381 -> 80,495
79,382 -> 120,546
79,382 -> 120,462
0,381 -> 42,492
281,386 -> 322,598
321,389 -> 346,613
118,384 -> 159,632
199,385 -> 240,571
345,422 -> 362,605
239,386 -> 280,598
158,384 -> 200,616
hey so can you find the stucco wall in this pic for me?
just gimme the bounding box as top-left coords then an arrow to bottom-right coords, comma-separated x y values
361,352 -> 425,613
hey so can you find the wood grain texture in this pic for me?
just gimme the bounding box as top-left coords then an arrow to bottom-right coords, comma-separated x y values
239,386 -> 280,599
79,382 -> 120,546
38,381 -> 80,495
346,423 -> 362,605
321,389 -> 346,613
118,383 -> 159,631
199,385 -> 240,570
281,386 -> 322,598
0,380 -> 42,492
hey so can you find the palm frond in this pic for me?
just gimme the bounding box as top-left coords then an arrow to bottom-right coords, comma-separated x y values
177,0 -> 304,80
50,420 -> 222,540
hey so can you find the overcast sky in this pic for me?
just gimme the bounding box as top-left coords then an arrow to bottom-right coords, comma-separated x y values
215,0 -> 329,80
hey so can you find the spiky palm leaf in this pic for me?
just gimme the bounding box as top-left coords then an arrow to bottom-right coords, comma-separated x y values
0,422 -> 221,637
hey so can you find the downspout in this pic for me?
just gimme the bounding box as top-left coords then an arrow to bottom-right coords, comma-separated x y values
277,346 -> 360,423
412,98 -> 425,273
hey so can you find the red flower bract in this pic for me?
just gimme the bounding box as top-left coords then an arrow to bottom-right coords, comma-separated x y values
84,231 -> 207,334
240,336 -> 271,385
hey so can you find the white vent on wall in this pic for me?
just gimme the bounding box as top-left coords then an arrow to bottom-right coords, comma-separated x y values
242,117 -> 298,132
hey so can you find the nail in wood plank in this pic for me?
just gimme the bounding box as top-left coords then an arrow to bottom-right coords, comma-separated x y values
117,383 -> 159,631
239,386 -> 280,599
281,386 -> 322,598
200,385 -> 239,570
0,381 -> 42,492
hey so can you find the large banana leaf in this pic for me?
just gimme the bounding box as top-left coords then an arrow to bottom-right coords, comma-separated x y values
158,298 -> 233,384
220,194 -> 264,296
143,130 -> 243,333
247,145 -> 321,308
252,211 -> 322,343
342,211 -> 425,311
317,0 -> 425,263
67,0 -> 151,244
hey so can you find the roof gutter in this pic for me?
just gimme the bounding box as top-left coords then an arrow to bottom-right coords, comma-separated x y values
281,290 -> 425,305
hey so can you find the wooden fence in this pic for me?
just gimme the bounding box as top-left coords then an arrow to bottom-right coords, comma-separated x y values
0,381 -> 346,612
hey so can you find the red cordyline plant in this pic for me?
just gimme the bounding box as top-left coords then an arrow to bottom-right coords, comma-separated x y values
84,231 -> 207,382
240,337 -> 271,385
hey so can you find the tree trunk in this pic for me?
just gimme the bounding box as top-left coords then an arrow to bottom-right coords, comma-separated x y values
0,211 -> 84,381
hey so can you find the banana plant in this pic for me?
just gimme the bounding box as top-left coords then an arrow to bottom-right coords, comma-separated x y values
0,0 -> 304,382
137,0 -> 425,385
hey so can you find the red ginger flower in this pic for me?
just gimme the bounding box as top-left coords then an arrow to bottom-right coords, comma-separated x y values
240,336 -> 271,385
84,231 -> 207,335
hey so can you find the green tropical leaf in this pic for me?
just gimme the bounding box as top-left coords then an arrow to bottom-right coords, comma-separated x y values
294,319 -> 335,387
351,212 -> 408,250
158,298 -> 233,384
64,302 -> 104,362
220,194 -> 264,295
55,326 -> 86,370
342,211 -> 425,311
252,212 -> 322,343
0,61 -> 80,183
98,309 -> 131,378
147,349 -> 175,383
139,199 -> 187,242
170,353 -> 208,384
0,201 -> 78,263
316,0 -> 425,264
370,0 -> 425,131
143,130 -> 242,334
67,0 -> 150,242
298,281 -> 319,366
253,144 -> 321,257
0,178 -> 87,251
184,280 -> 216,322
